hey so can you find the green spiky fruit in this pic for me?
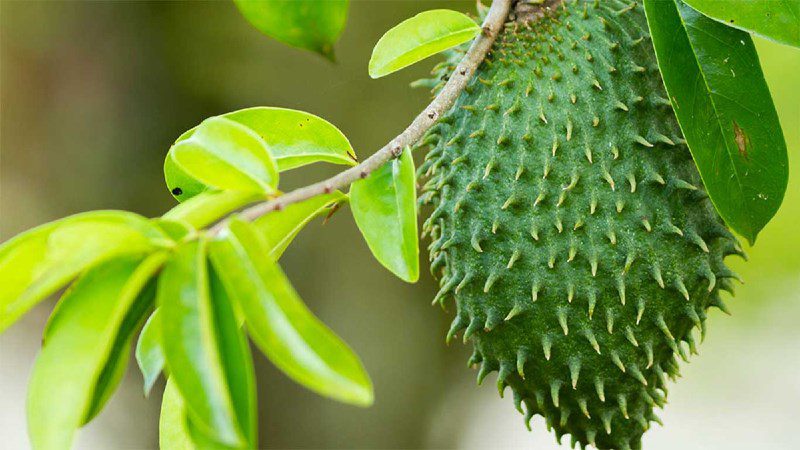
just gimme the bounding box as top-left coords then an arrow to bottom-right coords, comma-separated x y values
418,1 -> 743,448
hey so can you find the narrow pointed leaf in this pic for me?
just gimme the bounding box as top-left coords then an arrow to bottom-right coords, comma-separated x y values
170,116 -> 278,195
27,253 -> 165,450
252,191 -> 346,259
163,190 -> 263,227
158,239 -> 255,448
645,0 -> 788,243
369,9 -> 480,78
233,0 -> 348,60
136,309 -> 165,397
682,0 -> 800,47
0,211 -> 169,331
350,148 -> 419,282
208,219 -> 373,407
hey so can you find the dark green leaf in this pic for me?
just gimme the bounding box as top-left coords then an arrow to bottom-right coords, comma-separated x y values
158,239 -> 256,448
208,218 -> 373,407
233,0 -> 349,60
0,211 -> 170,332
28,253 -> 166,449
369,9 -> 480,78
170,116 -> 278,195
350,148 -> 419,282
645,0 -> 788,243
683,0 -> 800,47
135,309 -> 165,397
252,191 -> 347,259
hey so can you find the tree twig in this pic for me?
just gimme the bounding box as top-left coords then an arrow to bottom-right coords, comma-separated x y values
209,0 -> 513,236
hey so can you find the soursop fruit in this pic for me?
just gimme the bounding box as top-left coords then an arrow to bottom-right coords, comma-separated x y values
417,1 -> 743,448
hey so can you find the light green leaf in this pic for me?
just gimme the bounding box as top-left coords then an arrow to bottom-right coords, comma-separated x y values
350,148 -> 419,282
160,379 -> 243,450
170,116 -> 278,195
28,253 -> 166,450
135,309 -> 165,397
645,0 -> 789,244
159,378 -> 195,450
185,108 -> 357,171
158,239 -> 256,448
163,190 -> 263,228
369,9 -> 480,78
164,150 -> 210,202
233,0 -> 349,60
208,218 -> 373,407
252,191 -> 347,259
0,211 -> 169,332
154,219 -> 195,244
165,108 -> 356,202
683,0 -> 800,47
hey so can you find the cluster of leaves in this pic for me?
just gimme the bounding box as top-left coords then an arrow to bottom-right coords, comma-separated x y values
0,5 -> 485,446
3,109 -> 377,450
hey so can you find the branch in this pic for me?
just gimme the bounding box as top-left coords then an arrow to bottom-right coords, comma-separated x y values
209,0 -> 513,235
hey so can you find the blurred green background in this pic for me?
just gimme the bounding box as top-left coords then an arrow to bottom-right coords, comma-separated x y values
1,1 -> 798,449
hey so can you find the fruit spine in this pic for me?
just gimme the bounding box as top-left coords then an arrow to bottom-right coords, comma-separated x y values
417,1 -> 743,448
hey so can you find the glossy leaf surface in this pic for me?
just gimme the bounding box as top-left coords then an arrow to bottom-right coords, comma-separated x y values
683,0 -> 800,47
158,239 -> 255,448
0,211 -> 169,331
170,116 -> 278,195
233,0 -> 349,60
350,148 -> 419,282
165,108 -> 355,202
645,0 -> 788,243
28,254 -> 164,449
209,218 -> 373,407
252,191 -> 346,259
369,9 -> 480,78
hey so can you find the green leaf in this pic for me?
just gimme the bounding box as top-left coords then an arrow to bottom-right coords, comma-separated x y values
0,211 -> 169,332
135,309 -> 165,397
682,0 -> 800,47
644,0 -> 789,244
163,190 -> 263,228
252,191 -> 347,259
368,9 -> 480,78
28,253 -> 166,450
208,218 -> 373,407
166,108 -> 356,202
350,148 -> 419,282
159,378 -> 195,450
197,108 -> 357,171
165,150 -> 210,202
233,0 -> 349,60
170,116 -> 279,195
158,239 -> 256,448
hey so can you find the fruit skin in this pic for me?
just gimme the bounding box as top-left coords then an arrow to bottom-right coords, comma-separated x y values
418,1 -> 743,448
